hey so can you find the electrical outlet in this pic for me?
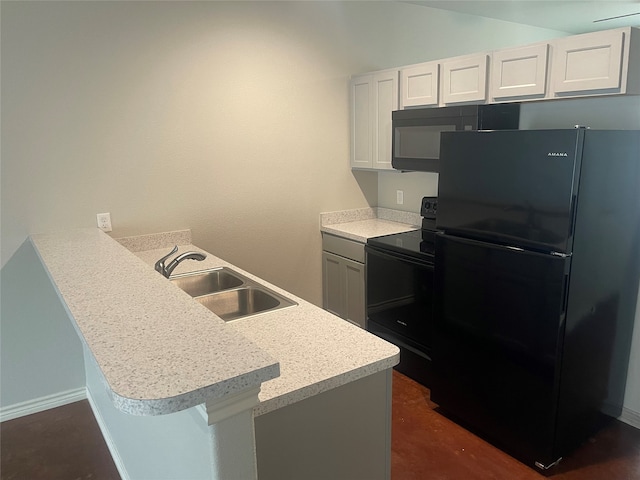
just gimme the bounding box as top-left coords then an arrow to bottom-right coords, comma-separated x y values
96,213 -> 112,232
396,190 -> 404,205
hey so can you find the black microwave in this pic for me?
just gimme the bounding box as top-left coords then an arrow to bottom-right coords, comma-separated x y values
391,104 -> 520,172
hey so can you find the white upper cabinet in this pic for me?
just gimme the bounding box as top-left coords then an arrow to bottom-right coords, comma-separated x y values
350,74 -> 372,169
373,71 -> 398,170
491,43 -> 549,101
400,62 -> 439,108
551,27 -> 639,97
441,53 -> 489,104
350,70 -> 398,170
352,27 -> 639,169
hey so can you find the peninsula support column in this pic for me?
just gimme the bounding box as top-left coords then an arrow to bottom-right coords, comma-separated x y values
206,386 -> 262,480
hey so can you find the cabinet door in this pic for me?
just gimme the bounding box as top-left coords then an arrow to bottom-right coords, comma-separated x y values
350,74 -> 373,168
552,29 -> 625,94
400,62 -> 439,108
491,43 -> 549,100
441,53 -> 488,104
322,252 -> 344,318
350,71 -> 398,170
372,71 -> 398,170
322,251 -> 365,328
343,257 -> 365,328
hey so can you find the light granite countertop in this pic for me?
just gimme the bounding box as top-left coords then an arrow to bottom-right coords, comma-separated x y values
134,243 -> 400,417
320,207 -> 421,243
30,229 -> 279,416
31,228 -> 399,417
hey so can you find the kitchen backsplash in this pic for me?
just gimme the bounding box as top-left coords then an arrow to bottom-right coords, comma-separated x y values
320,207 -> 421,227
116,229 -> 192,252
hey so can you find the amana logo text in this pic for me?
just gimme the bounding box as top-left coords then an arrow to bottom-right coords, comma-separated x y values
548,152 -> 569,157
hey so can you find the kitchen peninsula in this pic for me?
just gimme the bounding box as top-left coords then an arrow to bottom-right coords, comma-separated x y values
30,228 -> 399,480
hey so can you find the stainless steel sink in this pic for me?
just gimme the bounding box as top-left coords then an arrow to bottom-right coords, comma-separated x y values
195,286 -> 297,321
170,267 -> 297,320
170,267 -> 244,297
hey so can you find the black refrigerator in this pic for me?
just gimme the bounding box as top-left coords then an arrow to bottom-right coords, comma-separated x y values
432,128 -> 640,471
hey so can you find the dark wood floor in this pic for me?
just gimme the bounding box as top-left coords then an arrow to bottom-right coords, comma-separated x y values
392,370 -> 640,480
2,371 -> 639,479
0,400 -> 119,480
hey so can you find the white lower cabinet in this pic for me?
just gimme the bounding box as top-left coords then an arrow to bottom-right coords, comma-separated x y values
322,234 -> 365,328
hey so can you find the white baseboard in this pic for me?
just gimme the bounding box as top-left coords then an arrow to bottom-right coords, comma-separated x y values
86,388 -> 130,480
0,388 -> 87,423
619,407 -> 640,429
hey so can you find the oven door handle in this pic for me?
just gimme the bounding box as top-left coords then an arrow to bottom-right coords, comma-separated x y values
365,244 -> 434,269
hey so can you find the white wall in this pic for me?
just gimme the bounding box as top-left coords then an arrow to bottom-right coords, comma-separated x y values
0,240 -> 85,408
0,1 -> 566,301
0,1 -> 568,409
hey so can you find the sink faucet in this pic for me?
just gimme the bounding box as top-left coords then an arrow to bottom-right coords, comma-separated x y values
155,245 -> 206,278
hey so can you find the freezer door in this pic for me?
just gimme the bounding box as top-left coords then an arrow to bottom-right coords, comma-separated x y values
437,129 -> 584,254
432,233 -> 570,467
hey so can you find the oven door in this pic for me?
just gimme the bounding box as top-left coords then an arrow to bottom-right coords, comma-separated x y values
365,244 -> 434,359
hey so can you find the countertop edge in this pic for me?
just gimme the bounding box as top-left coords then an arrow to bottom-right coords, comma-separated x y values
253,354 -> 399,417
320,219 -> 420,243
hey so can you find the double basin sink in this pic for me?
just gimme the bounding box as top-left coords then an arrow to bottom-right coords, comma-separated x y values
170,267 -> 297,321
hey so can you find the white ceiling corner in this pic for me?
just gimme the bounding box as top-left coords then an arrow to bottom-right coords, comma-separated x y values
400,1 -> 640,34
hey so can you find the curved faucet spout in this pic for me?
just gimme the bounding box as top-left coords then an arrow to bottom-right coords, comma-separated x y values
165,251 -> 206,278
154,246 -> 206,278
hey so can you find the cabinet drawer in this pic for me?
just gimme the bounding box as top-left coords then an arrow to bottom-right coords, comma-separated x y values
322,234 -> 365,263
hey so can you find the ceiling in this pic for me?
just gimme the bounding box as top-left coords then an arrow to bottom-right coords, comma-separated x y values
402,1 -> 640,34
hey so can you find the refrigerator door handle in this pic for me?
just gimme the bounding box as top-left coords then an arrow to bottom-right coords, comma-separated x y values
437,232 -> 573,258
568,194 -> 577,238
560,273 -> 570,318
551,251 -> 572,258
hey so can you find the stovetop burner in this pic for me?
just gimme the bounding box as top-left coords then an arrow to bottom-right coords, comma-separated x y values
367,228 -> 435,259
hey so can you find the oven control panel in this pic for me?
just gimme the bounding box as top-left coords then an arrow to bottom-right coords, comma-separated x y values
420,196 -> 438,220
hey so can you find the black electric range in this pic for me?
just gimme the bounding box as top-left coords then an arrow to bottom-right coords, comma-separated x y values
364,196 -> 437,387
367,196 -> 437,260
